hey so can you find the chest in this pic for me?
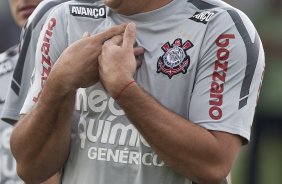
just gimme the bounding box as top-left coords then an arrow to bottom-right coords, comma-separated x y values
68,15 -> 208,116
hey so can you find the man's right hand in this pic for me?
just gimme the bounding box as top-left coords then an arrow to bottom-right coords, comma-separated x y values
49,23 -> 128,92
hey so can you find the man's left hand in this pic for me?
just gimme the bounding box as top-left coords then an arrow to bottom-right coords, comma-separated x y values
98,23 -> 144,98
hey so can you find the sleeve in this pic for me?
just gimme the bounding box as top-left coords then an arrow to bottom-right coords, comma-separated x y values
0,5 -> 53,125
20,5 -> 68,115
189,9 -> 265,142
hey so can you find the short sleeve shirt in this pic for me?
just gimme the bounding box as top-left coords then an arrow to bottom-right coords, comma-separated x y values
20,0 -> 265,183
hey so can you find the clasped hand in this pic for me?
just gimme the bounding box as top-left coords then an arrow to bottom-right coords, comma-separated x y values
98,23 -> 144,98
50,23 -> 144,97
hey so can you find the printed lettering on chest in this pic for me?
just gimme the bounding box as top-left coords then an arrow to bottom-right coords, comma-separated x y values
157,38 -> 194,79
75,88 -> 165,167
69,5 -> 106,19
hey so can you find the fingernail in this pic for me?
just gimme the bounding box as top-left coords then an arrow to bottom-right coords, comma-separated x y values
83,32 -> 90,38
128,22 -> 136,31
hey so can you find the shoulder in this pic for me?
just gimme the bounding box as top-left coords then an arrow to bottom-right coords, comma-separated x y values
186,0 -> 261,56
186,0 -> 257,33
25,0 -> 70,30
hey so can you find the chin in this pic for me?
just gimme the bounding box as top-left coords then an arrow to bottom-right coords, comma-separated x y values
103,0 -> 121,9
18,20 -> 27,28
14,16 -> 26,28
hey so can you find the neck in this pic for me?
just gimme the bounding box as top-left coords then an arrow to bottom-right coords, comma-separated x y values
114,0 -> 173,16
141,0 -> 173,13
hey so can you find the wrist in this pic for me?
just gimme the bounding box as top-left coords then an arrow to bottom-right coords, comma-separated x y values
46,70 -> 77,96
113,79 -> 137,100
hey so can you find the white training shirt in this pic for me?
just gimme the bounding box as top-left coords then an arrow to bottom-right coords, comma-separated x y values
21,0 -> 265,183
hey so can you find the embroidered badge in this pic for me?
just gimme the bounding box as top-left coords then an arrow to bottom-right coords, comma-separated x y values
157,38 -> 194,79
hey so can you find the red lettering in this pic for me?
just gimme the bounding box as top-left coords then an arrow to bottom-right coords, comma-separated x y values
212,70 -> 226,83
43,34 -> 50,42
45,29 -> 53,38
209,93 -> 223,106
48,18 -> 56,30
210,81 -> 224,94
32,91 -> 41,103
216,48 -> 229,61
42,64 -> 51,78
216,34 -> 235,47
214,60 -> 228,73
41,54 -> 51,66
33,18 -> 57,103
208,34 -> 235,120
41,42 -> 51,57
209,106 -> 222,120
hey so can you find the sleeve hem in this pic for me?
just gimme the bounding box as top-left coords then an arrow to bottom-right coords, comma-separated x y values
197,123 -> 250,143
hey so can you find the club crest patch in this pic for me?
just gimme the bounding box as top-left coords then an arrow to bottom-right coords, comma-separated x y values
157,38 -> 194,79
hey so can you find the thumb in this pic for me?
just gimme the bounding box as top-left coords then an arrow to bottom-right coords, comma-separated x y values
122,23 -> 136,49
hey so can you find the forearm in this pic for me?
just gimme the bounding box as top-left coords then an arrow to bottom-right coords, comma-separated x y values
117,84 -> 238,183
10,76 -> 75,183
98,22 -> 242,184
40,172 -> 61,184
9,22 -> 128,183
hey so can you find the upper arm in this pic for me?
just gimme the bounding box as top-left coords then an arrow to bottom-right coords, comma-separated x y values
1,1 -> 69,125
211,130 -> 242,163
189,9 -> 265,143
20,5 -> 68,115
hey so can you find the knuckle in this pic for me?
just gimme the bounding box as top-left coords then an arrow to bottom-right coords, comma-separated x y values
102,43 -> 109,50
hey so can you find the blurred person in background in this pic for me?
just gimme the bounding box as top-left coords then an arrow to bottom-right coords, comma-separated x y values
0,0 -> 41,183
0,1 -> 20,53
0,0 -> 61,183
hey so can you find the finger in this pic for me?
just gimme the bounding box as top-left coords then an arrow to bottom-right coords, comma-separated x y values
104,35 -> 123,46
122,23 -> 136,49
134,47 -> 144,56
98,55 -> 102,63
82,32 -> 90,38
94,23 -> 128,44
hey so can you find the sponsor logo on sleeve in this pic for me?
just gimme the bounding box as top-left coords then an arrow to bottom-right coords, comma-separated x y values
33,18 -> 57,103
157,38 -> 194,79
189,11 -> 216,24
209,34 -> 235,120
69,5 -> 106,19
